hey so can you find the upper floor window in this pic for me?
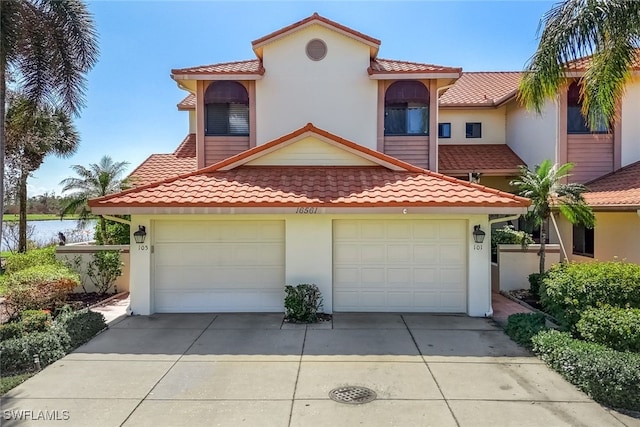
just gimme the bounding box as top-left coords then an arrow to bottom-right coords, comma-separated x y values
384,81 -> 429,136
567,82 -> 609,134
205,81 -> 249,136
466,122 -> 482,138
438,123 -> 451,138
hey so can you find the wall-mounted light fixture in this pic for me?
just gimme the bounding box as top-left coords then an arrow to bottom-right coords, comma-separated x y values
472,225 -> 486,244
133,225 -> 147,244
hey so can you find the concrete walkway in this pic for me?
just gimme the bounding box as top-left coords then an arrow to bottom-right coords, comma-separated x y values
2,313 -> 637,427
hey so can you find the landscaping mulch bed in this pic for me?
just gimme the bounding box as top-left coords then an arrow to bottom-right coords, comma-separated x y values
507,289 -> 543,310
65,292 -> 118,310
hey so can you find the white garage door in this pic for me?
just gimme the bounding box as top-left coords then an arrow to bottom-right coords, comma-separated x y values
153,220 -> 285,312
333,220 -> 467,312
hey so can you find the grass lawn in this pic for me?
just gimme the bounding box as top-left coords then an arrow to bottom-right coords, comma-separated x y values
0,373 -> 34,395
2,214 -> 83,221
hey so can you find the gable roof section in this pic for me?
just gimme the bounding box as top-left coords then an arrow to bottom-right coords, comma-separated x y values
368,58 -> 461,79
171,59 -> 264,80
584,160 -> 640,208
208,123 -> 424,172
251,13 -> 380,59
128,134 -> 196,187
90,124 -> 529,213
439,144 -> 525,176
439,72 -> 522,107
565,50 -> 640,72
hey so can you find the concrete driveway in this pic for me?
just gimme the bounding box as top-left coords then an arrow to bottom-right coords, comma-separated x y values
2,313 -> 637,427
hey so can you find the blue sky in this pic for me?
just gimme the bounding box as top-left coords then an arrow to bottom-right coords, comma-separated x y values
31,0 -> 557,196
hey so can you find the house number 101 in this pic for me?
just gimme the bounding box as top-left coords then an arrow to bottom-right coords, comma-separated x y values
473,244 -> 483,251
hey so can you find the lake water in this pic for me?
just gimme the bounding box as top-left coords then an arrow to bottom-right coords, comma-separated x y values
1,219 -> 96,251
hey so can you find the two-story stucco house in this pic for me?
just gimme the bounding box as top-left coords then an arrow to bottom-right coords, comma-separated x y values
90,13 -> 640,316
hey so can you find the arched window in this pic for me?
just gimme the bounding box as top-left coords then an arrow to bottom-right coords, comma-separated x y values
567,82 -> 608,134
384,81 -> 429,135
205,81 -> 249,136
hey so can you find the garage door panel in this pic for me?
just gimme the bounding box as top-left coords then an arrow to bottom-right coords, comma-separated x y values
153,221 -> 285,313
333,220 -> 467,313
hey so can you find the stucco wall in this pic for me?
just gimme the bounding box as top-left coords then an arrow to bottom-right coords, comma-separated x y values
55,245 -> 130,293
128,213 -> 493,317
256,25 -> 377,147
438,107 -> 506,144
506,99 -> 558,168
558,212 -> 640,264
621,78 -> 640,167
496,244 -> 561,291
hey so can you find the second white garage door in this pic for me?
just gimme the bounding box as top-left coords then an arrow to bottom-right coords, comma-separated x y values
153,220 -> 285,312
333,219 -> 467,312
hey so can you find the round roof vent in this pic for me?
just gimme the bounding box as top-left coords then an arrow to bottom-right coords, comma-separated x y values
306,39 -> 327,61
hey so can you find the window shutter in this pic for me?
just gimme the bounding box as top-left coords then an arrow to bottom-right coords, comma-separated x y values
206,104 -> 229,135
228,104 -> 249,135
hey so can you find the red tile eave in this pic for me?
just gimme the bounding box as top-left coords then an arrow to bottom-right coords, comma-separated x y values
201,123 -> 426,174
251,12 -> 381,48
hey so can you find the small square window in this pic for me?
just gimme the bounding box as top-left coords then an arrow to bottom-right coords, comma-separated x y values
466,122 -> 482,138
438,123 -> 451,138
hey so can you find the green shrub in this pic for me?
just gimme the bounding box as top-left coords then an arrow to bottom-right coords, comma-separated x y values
284,284 -> 323,323
504,312 -> 548,348
0,322 -> 24,341
86,250 -> 123,295
576,306 -> 640,353
20,310 -> 52,333
491,225 -> 534,262
540,261 -> 640,329
54,307 -> 106,350
4,246 -> 59,274
4,265 -> 79,315
532,329 -> 640,410
528,272 -> 547,299
94,218 -> 130,245
0,329 -> 70,375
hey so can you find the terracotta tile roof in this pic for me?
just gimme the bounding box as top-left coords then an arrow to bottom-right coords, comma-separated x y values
439,144 -> 525,176
584,160 -> 640,207
439,72 -> 522,107
128,134 -> 196,187
177,94 -> 195,110
91,166 -> 529,209
171,59 -> 264,76
252,12 -> 380,48
369,58 -> 462,76
565,50 -> 640,71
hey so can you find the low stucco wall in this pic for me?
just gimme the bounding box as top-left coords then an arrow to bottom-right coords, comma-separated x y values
55,244 -> 130,293
495,244 -> 561,291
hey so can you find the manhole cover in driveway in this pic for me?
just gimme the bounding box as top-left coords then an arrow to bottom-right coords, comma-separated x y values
329,386 -> 377,404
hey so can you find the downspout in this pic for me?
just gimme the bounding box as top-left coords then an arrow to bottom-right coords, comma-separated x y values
435,84 -> 455,173
485,214 -> 523,317
549,213 -> 568,261
102,215 -> 131,226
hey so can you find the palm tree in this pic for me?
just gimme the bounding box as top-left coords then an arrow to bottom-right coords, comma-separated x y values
5,94 -> 79,252
0,0 -> 98,243
510,160 -> 595,274
519,0 -> 640,129
60,156 -> 129,244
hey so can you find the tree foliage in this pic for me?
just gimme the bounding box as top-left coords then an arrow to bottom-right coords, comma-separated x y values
519,0 -> 640,129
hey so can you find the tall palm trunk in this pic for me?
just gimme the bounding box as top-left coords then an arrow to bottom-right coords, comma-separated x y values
538,219 -> 547,275
18,170 -> 28,253
0,12 -> 6,248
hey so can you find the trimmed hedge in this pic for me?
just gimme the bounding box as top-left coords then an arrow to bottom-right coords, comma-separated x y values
528,272 -> 547,299
504,313 -> 548,348
20,310 -> 52,333
55,308 -> 106,350
4,246 -> 58,274
4,265 -> 80,314
0,329 -> 70,375
532,329 -> 640,410
576,306 -> 640,353
540,261 -> 640,329
0,322 -> 25,341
